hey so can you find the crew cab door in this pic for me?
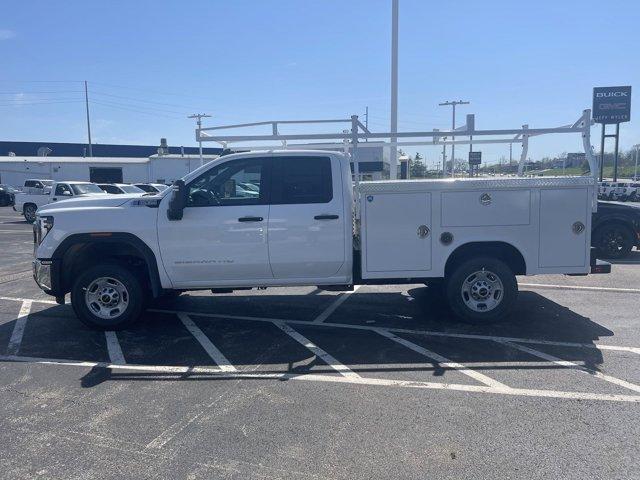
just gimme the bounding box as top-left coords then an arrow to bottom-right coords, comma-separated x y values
267,155 -> 345,279
157,157 -> 273,287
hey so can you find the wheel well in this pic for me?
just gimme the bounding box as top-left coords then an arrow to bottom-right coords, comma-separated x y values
444,242 -> 526,276
56,235 -> 162,297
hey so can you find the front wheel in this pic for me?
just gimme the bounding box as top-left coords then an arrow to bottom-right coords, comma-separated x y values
71,263 -> 145,330
445,257 -> 518,324
23,204 -> 37,223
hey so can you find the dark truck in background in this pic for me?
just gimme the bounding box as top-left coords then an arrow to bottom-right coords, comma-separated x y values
593,201 -> 640,259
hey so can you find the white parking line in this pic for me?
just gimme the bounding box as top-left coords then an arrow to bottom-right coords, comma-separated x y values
151,307 -> 640,357
500,341 -> 640,394
104,331 -> 126,365
273,322 -> 360,378
375,328 -> 509,389
313,285 -> 361,323
1,295 -> 639,357
519,282 -> 640,294
178,312 -> 236,372
6,300 -> 32,356
1,354 -> 639,403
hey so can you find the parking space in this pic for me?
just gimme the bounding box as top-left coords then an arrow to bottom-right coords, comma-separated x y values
1,205 -> 640,478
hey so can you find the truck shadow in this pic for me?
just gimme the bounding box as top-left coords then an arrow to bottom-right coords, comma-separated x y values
0,286 -> 619,389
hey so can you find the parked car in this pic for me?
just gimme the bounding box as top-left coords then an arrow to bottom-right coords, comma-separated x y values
32,150 -> 610,330
133,183 -> 169,193
0,184 -> 18,207
592,201 -> 640,258
97,183 -> 146,195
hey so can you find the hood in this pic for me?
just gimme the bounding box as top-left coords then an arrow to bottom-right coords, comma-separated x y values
38,194 -> 143,213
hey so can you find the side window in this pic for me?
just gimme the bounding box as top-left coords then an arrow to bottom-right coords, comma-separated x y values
271,156 -> 332,205
55,184 -> 72,196
186,158 -> 267,207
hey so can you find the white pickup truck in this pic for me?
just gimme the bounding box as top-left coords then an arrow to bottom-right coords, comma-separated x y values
32,150 -> 610,330
14,181 -> 106,223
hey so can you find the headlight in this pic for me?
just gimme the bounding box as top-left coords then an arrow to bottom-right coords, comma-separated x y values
37,215 -> 54,243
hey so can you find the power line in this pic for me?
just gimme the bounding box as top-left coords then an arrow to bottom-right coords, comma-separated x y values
91,91 -> 202,110
91,98 -> 188,115
90,100 -> 184,119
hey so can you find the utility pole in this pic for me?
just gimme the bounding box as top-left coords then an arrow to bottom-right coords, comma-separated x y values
509,142 -> 513,165
364,106 -> 369,142
84,81 -> 93,158
441,137 -> 447,178
439,100 -> 469,177
188,113 -> 212,167
390,0 -> 399,180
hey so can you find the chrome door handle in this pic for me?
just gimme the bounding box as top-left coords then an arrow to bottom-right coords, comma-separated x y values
314,214 -> 339,220
238,216 -> 263,222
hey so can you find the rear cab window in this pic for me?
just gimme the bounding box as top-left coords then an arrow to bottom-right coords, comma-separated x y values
270,156 -> 333,204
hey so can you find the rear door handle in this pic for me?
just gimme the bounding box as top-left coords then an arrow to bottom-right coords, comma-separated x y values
314,214 -> 339,220
238,216 -> 263,222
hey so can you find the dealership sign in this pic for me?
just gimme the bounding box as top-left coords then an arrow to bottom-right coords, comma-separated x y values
592,86 -> 631,124
468,151 -> 482,165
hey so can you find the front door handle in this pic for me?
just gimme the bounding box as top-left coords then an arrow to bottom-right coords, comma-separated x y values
314,214 -> 339,220
238,216 -> 263,222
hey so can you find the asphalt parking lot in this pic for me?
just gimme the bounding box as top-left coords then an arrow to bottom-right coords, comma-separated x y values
1,205 -> 640,479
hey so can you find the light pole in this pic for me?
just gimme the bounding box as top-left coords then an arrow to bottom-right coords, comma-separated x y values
439,100 -> 470,177
634,144 -> 640,180
188,113 -> 212,167
390,0 -> 399,179
84,81 -> 93,158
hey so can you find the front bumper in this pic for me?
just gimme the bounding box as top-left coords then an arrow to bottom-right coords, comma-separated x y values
33,258 -> 63,296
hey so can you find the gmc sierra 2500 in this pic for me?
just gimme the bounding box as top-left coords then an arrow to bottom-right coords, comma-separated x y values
33,150 -> 610,330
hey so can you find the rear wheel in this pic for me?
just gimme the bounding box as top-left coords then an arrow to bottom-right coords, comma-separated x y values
445,257 -> 517,324
594,224 -> 634,259
23,204 -> 37,223
71,263 -> 145,330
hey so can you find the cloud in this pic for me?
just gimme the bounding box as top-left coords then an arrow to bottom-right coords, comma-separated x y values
0,29 -> 16,40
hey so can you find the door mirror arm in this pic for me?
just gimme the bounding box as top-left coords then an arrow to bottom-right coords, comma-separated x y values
167,180 -> 188,220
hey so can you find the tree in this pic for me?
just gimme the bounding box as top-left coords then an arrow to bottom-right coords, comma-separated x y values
409,152 -> 427,178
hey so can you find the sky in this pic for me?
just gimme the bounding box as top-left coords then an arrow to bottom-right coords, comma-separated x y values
1,0 -> 639,167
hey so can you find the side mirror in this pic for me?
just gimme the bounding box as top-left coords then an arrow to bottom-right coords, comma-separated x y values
167,179 -> 188,221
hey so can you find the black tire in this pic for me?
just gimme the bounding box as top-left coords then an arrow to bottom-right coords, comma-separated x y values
445,257 -> 518,325
71,263 -> 145,330
593,223 -> 634,259
23,204 -> 37,223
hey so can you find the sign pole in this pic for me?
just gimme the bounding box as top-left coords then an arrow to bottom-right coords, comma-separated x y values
613,123 -> 620,182
599,124 -> 606,181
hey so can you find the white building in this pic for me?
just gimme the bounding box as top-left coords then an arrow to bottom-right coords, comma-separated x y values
0,154 -> 219,187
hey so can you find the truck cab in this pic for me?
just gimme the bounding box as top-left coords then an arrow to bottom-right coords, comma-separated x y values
32,150 -> 609,330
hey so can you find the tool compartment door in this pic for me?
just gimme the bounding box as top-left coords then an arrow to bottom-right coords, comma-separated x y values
363,192 -> 432,275
538,188 -> 589,268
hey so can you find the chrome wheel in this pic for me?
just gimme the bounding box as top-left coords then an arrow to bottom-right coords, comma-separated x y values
84,276 -> 129,320
461,269 -> 504,313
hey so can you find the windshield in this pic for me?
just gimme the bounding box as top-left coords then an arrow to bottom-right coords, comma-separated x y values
120,185 -> 145,194
70,183 -> 105,195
